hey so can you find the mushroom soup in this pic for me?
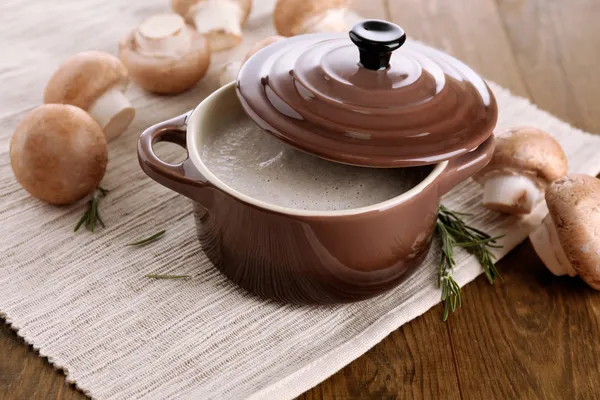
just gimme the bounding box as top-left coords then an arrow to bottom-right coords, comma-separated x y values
200,110 -> 432,211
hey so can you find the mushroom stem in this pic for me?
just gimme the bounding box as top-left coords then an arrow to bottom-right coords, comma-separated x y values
298,8 -> 348,34
190,0 -> 244,50
530,215 -> 577,277
134,13 -> 191,57
88,87 -> 135,141
482,174 -> 540,214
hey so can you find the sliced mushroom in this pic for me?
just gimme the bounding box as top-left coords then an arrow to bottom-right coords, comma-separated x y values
171,0 -> 252,51
119,13 -> 211,95
10,104 -> 108,205
219,35 -> 284,86
274,0 -> 351,36
44,51 -> 135,141
529,174 -> 600,290
473,126 -> 567,215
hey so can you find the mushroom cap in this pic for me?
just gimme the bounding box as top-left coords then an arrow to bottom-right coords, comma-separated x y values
274,0 -> 351,37
473,126 -> 567,186
545,174 -> 600,289
10,104 -> 108,205
243,35 -> 285,62
171,0 -> 253,24
119,24 -> 210,94
44,51 -> 129,110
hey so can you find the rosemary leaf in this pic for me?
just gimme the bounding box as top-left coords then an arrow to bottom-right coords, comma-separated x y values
455,235 -> 503,246
438,205 -> 504,285
89,195 -> 98,232
146,274 -> 190,280
436,205 -> 505,320
127,230 -> 166,246
436,220 -> 462,321
74,210 -> 88,232
74,187 -> 108,233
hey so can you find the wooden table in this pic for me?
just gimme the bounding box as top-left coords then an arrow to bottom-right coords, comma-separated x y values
2,0 -> 599,398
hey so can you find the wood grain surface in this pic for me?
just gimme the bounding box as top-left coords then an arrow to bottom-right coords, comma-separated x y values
2,0 -> 600,399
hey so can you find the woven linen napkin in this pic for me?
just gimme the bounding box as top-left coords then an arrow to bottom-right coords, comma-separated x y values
2,1 -> 600,399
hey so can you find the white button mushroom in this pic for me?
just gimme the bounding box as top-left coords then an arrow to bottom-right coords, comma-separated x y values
473,126 -> 567,215
119,13 -> 211,95
171,0 -> 252,52
44,51 -> 135,142
218,35 -> 285,87
274,0 -> 351,36
10,104 -> 108,205
529,174 -> 600,290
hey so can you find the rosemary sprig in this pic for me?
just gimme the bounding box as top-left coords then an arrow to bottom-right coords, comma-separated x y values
438,205 -> 504,284
436,219 -> 462,321
436,205 -> 505,320
74,187 -> 109,233
146,274 -> 190,280
127,230 -> 166,246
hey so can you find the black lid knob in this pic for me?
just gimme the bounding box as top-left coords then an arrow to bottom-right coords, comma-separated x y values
349,20 -> 406,70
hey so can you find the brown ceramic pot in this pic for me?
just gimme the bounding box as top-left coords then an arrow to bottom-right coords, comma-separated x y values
138,84 -> 494,304
138,20 -> 498,304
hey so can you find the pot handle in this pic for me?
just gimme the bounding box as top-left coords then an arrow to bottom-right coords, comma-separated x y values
438,135 -> 495,196
137,111 -> 209,200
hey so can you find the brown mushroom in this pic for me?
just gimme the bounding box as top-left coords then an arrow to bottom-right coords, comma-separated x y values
44,51 -> 135,142
119,13 -> 211,95
529,174 -> 600,290
171,0 -> 252,51
219,35 -> 285,86
473,126 -> 567,215
10,104 -> 108,205
274,0 -> 351,37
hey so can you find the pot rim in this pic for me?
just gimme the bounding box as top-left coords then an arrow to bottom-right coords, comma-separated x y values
187,82 -> 448,217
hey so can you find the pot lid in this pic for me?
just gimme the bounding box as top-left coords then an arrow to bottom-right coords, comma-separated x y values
236,20 -> 498,167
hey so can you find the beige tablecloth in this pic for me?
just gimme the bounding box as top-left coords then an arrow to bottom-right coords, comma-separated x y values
2,1 -> 600,399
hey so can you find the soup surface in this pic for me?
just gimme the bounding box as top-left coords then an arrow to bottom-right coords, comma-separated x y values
200,112 -> 432,211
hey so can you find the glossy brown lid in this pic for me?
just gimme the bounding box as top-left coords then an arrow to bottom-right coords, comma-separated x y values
236,20 -> 498,167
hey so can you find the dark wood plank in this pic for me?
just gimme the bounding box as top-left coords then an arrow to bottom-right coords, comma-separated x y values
444,1 -> 600,399
299,311 -> 461,400
387,0 -> 600,398
0,320 -> 86,400
448,245 -> 600,400
387,0 -> 529,96
496,0 -> 600,132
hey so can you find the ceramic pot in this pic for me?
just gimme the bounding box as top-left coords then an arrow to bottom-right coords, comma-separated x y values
138,83 -> 494,304
139,20 -> 498,304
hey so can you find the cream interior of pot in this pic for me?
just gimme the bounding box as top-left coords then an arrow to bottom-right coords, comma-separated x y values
198,88 -> 433,212
236,20 -> 498,168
